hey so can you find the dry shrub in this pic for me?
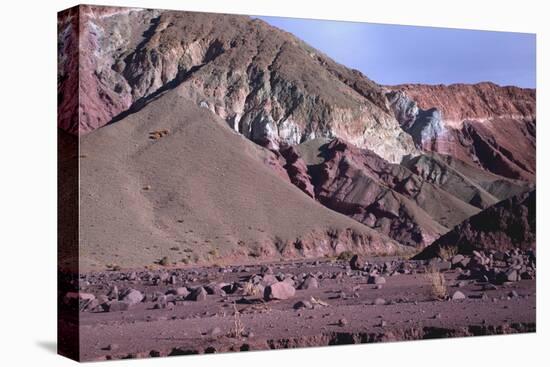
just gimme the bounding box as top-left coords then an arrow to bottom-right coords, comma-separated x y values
106,263 -> 121,271
242,282 -> 262,297
337,251 -> 354,261
159,256 -> 170,267
149,129 -> 169,140
426,267 -> 447,300
438,246 -> 458,261
228,303 -> 245,338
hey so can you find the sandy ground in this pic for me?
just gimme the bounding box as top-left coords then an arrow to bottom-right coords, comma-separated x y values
70,257 -> 535,361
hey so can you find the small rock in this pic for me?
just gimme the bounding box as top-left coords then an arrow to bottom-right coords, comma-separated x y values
169,275 -> 177,285
210,327 -> 222,336
175,287 -> 190,298
451,254 -> 465,266
260,265 -> 273,274
368,275 -> 386,285
374,298 -> 386,305
104,343 -> 119,351
438,261 -> 452,271
293,300 -> 313,310
107,285 -> 119,300
505,269 -> 519,282
338,318 -> 348,326
452,291 -> 466,300
78,292 -> 96,301
521,271 -> 534,280
349,254 -> 365,271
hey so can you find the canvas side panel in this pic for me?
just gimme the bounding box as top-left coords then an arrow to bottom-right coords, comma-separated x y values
57,5 -> 80,362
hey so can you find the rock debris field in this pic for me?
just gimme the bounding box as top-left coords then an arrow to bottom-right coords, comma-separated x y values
62,249 -> 536,361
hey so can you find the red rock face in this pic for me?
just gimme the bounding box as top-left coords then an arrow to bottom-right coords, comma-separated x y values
395,83 -> 535,123
58,6 -> 149,134
58,7 -> 80,134
389,83 -> 536,181
279,146 -> 315,198
308,139 -> 486,247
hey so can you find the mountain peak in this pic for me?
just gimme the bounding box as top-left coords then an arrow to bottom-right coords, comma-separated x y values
58,5 -> 416,163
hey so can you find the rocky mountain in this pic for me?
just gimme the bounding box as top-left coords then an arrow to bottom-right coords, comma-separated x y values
401,152 -> 532,209
387,83 -> 536,181
77,89 -> 402,271
58,5 -> 416,163
299,139 -> 476,247
414,190 -> 535,259
288,138 -> 531,248
58,5 -> 536,269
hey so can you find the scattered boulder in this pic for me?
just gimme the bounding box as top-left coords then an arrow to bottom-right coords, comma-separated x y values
261,274 -> 279,286
451,255 -> 465,267
122,289 -> 144,305
175,287 -> 190,298
204,283 -> 225,296
298,276 -> 319,290
107,285 -> 119,300
221,282 -> 239,294
505,269 -> 519,282
187,287 -> 208,301
368,275 -> 386,285
350,254 -> 365,271
264,281 -> 296,301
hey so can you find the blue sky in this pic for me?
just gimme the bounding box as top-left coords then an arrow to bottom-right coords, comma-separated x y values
258,16 -> 536,88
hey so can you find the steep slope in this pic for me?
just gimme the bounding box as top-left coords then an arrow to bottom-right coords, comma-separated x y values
78,89 -> 402,271
295,139 -> 482,247
387,83 -> 535,181
402,152 -> 532,209
58,5 -> 537,269
58,5 -> 416,163
414,190 -> 536,259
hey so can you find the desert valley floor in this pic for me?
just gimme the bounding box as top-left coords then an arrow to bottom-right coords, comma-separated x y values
65,251 -> 535,361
